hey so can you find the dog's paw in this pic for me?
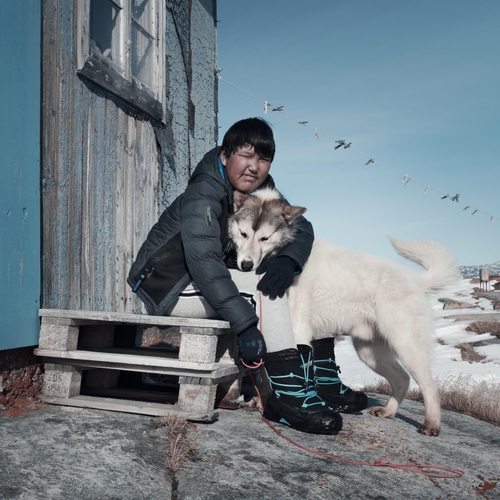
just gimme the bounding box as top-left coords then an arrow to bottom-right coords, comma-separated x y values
418,421 -> 440,437
244,396 -> 263,411
368,406 -> 395,419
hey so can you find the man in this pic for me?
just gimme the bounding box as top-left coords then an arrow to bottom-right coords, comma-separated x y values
129,118 -> 366,434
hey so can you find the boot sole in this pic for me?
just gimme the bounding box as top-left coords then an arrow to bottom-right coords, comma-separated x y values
263,411 -> 342,435
320,393 -> 368,414
263,396 -> 343,435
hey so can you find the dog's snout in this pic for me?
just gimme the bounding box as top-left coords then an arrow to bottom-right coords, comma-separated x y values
241,260 -> 254,272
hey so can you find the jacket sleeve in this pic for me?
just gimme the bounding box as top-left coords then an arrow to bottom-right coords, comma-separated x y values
275,215 -> 314,272
180,175 -> 258,334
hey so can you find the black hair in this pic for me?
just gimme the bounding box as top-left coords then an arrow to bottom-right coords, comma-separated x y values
221,117 -> 275,161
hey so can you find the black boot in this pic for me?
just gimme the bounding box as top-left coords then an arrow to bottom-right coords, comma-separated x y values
311,337 -> 368,413
263,345 -> 342,435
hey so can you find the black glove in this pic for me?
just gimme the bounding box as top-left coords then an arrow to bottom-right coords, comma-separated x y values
237,325 -> 267,365
256,256 -> 296,300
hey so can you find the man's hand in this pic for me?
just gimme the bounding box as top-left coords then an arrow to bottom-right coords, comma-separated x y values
237,326 -> 267,365
256,256 -> 296,300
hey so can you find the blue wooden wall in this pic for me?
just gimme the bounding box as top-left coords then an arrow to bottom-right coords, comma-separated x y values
0,2 -> 41,349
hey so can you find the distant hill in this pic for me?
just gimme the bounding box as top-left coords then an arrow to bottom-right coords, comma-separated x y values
460,261 -> 500,278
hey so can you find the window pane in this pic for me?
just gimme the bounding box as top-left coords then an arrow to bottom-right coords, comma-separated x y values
90,0 -> 122,68
132,0 -> 153,35
131,22 -> 154,89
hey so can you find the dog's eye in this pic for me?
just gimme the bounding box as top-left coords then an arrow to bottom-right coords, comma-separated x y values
260,236 -> 269,242
240,231 -> 247,238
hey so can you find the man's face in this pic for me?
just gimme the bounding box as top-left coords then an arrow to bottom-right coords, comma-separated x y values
221,144 -> 271,193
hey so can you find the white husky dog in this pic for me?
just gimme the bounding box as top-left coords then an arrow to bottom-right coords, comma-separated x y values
228,187 -> 460,436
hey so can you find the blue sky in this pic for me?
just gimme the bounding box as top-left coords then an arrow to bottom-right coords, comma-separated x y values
216,0 -> 500,267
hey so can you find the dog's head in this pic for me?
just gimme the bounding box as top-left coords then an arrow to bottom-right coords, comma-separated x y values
228,188 -> 307,271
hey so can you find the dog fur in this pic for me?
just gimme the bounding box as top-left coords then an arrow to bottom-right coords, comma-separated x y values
229,188 -> 460,436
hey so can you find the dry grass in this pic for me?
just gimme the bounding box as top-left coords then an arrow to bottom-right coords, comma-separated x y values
157,414 -> 196,472
465,320 -> 500,338
456,342 -> 487,363
439,378 -> 500,427
362,378 -> 500,427
362,380 -> 423,403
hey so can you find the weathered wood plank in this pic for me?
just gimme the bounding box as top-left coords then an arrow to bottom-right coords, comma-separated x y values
37,395 -> 218,421
34,348 -> 218,371
39,309 -> 230,330
77,50 -> 164,122
35,349 -> 240,380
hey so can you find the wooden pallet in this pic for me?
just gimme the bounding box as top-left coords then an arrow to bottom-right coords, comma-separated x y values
35,309 -> 241,421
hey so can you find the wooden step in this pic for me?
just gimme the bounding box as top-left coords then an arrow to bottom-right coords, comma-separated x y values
38,394 -> 218,421
39,308 -> 230,330
36,308 -> 240,420
35,348 -> 241,380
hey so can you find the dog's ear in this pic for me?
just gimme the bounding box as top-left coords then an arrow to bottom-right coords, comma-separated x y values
282,205 -> 307,223
233,190 -> 248,212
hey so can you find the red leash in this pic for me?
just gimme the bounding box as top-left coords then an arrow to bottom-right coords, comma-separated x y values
242,367 -> 465,479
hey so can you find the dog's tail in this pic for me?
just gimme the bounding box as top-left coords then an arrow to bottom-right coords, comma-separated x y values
390,238 -> 461,293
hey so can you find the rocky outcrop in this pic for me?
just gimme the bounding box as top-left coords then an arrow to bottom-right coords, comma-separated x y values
438,298 -> 479,310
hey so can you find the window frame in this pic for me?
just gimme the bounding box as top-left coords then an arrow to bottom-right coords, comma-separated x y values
76,0 -> 165,123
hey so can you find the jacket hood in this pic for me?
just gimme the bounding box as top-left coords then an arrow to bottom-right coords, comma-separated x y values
189,146 -> 227,187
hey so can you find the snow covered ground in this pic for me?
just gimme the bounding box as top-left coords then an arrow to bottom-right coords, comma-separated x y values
335,278 -> 500,391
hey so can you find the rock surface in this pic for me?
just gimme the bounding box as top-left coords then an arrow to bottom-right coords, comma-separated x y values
1,394 -> 499,499
438,297 -> 478,310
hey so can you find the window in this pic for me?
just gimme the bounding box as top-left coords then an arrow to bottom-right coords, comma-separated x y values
89,0 -> 122,67
130,0 -> 156,90
77,0 -> 164,122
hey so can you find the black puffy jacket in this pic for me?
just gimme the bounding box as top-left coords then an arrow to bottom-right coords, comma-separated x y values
128,146 -> 314,334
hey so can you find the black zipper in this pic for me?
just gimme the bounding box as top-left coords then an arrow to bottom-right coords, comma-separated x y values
132,266 -> 155,293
